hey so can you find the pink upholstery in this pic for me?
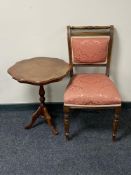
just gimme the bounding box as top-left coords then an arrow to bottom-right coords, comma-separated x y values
64,74 -> 121,105
71,37 -> 110,63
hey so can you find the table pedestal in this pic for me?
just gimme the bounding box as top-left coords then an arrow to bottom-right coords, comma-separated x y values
25,85 -> 58,135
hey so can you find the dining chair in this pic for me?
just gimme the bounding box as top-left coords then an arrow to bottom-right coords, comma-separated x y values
64,25 -> 121,141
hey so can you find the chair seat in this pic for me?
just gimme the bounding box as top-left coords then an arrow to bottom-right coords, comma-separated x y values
64,74 -> 121,106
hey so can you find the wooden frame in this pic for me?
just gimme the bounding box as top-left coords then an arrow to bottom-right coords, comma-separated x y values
64,25 -> 121,141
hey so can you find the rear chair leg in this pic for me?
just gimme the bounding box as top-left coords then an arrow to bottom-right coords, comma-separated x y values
64,106 -> 70,140
112,106 -> 121,142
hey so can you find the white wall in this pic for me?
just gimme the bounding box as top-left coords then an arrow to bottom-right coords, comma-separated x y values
0,0 -> 131,104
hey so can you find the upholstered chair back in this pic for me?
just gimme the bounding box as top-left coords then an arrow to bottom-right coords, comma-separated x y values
67,26 -> 113,76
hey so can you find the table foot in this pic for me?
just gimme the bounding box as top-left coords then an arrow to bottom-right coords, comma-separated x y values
25,105 -> 58,135
25,107 -> 41,129
41,107 -> 58,135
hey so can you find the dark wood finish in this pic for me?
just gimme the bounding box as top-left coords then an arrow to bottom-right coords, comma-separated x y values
106,26 -> 114,76
71,26 -> 112,29
73,63 -> 106,66
112,107 -> 121,141
65,25 -> 121,141
67,26 -> 73,77
64,106 -> 70,140
8,57 -> 71,135
25,85 -> 58,135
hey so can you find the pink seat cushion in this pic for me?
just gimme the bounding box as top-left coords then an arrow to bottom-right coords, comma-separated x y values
71,37 -> 110,63
64,74 -> 121,105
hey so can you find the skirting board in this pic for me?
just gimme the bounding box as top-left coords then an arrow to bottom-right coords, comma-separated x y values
0,102 -> 130,111
0,102 -> 63,111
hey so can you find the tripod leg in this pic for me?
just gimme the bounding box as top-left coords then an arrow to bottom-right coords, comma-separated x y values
42,107 -> 58,135
25,107 -> 41,129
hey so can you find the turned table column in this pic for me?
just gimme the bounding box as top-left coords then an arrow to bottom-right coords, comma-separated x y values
25,85 -> 58,135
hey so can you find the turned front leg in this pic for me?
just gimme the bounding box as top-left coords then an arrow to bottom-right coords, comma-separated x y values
112,106 -> 121,142
64,106 -> 70,140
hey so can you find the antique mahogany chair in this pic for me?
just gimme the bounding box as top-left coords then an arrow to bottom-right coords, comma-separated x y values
64,25 -> 121,141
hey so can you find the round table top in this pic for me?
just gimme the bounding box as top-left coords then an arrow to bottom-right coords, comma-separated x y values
8,57 -> 71,85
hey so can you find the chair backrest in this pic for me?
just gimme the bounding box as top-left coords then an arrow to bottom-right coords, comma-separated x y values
67,25 -> 114,77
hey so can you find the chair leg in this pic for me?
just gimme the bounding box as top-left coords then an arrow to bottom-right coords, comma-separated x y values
64,106 -> 70,140
112,106 -> 121,142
